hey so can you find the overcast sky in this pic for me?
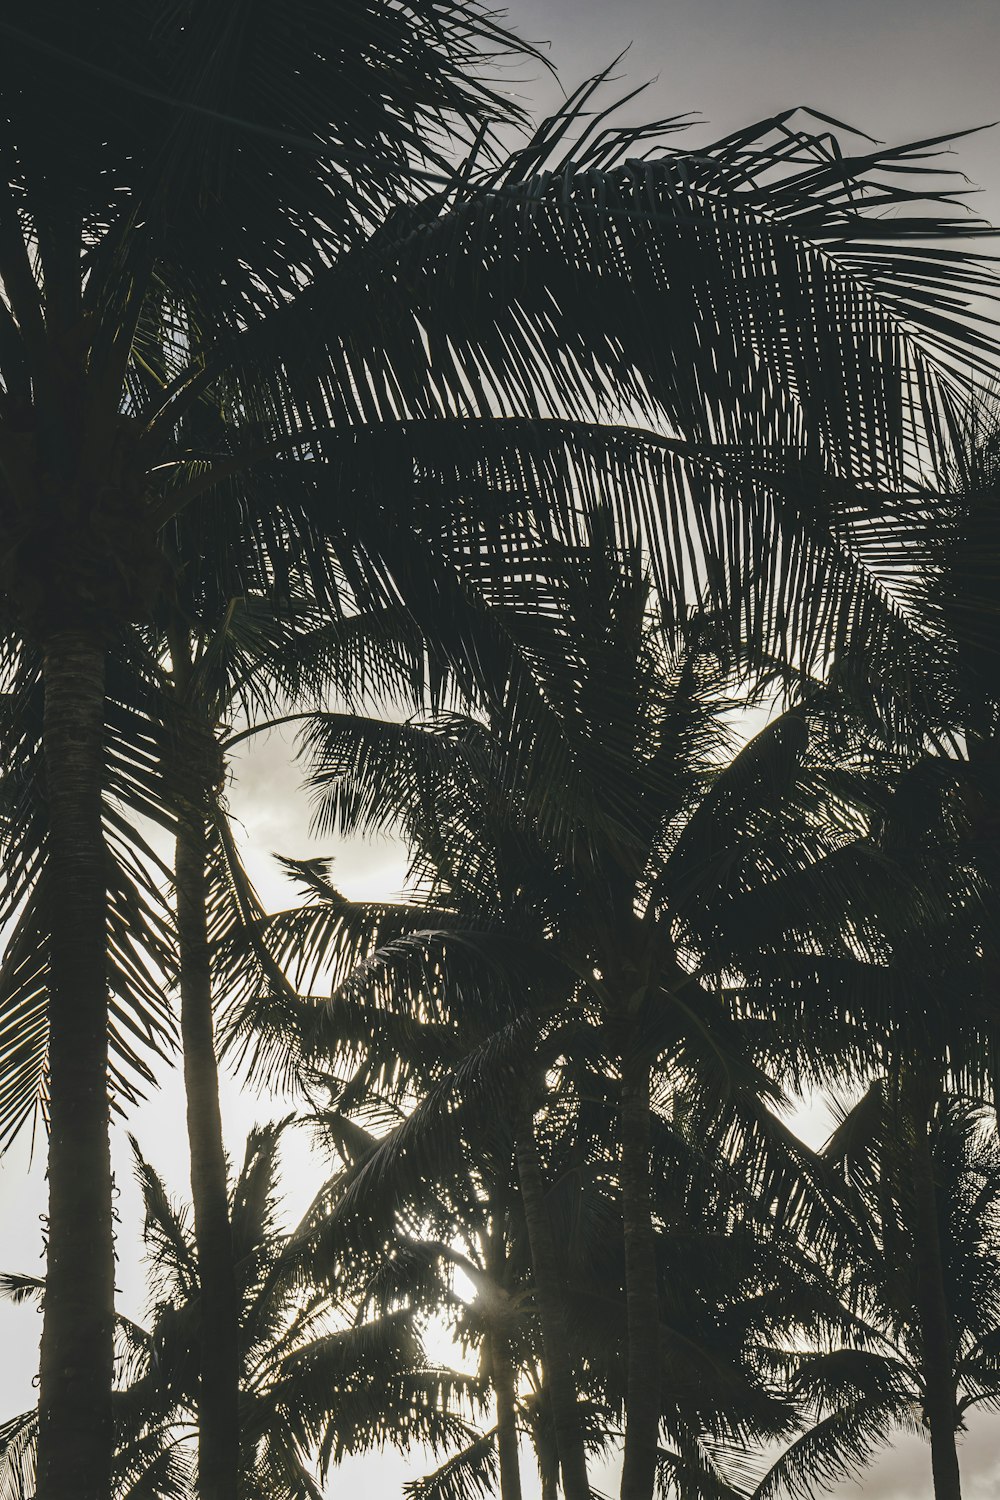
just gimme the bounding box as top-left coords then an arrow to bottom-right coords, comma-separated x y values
511,0 -> 1000,221
1,3 -> 998,1496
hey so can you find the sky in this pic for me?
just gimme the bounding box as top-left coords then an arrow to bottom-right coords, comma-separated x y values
1,2 -> 999,1496
509,0 -> 1000,226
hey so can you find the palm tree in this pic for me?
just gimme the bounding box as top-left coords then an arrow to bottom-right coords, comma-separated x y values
0,562 -> 434,1500
0,1120 -> 477,1500
754,1079 -> 1000,1500
1,10 -> 995,1489
304,1097 -> 540,1500
0,12 -> 532,1493
237,537 -> 896,1500
162,587 -> 430,1500
255,914 -> 592,1500
713,712 -> 1000,1500
260,988 -> 805,1500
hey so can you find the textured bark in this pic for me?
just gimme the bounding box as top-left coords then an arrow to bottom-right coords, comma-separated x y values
909,1094 -> 963,1500
619,1044 -> 661,1500
513,1098 -> 591,1500
36,632 -> 114,1500
176,811 -> 242,1500
537,1419 -> 560,1500
489,1327 -> 523,1500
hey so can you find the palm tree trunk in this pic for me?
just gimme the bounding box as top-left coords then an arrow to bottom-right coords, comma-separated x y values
488,1327 -> 523,1500
513,1096 -> 591,1500
619,1040 -> 661,1500
909,1089 -> 962,1500
168,626 -> 241,1500
536,1412 -> 560,1500
36,631 -> 115,1500
176,809 -> 242,1500
485,1210 -> 522,1500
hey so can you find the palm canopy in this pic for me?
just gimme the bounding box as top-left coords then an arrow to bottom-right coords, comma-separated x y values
269,1019 -> 806,1500
2,7 -> 998,1162
0,581 -> 436,1146
7,12 -> 997,1494
217,583 -> 888,1275
754,1082 -> 1000,1500
0,11 -> 995,674
135,104 -> 1000,719
0,1 -> 533,353
228,543 -> 915,1500
0,1119 -> 477,1500
255,542 -> 900,1091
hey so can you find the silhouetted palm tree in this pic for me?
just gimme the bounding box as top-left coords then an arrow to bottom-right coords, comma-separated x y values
1,8 -> 995,1490
0,1120 -> 475,1500
755,1079 -> 1000,1500
266,1009 -> 805,1500
162,589 -> 428,1500
236,537 -> 902,1500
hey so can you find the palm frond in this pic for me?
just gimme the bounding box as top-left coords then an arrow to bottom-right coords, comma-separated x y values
751,1396 -> 918,1500
404,1429 -> 499,1500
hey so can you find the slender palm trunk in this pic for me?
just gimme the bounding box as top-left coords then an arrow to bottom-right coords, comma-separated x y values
485,1213 -> 522,1500
619,1041 -> 661,1500
513,1096 -> 591,1500
169,627 -> 242,1500
36,632 -> 115,1500
909,1092 -> 962,1500
488,1327 -> 523,1500
176,809 -> 242,1500
536,1414 -> 560,1500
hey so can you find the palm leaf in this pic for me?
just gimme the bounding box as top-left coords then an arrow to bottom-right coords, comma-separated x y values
404,1429 -> 500,1500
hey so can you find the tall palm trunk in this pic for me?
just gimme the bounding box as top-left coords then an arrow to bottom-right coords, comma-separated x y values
171,634 -> 241,1500
488,1326 -> 523,1500
619,1038 -> 661,1500
534,1409 -> 560,1500
176,810 -> 241,1500
909,1088 -> 963,1500
36,632 -> 115,1500
485,1215 -> 522,1500
513,1096 -> 591,1500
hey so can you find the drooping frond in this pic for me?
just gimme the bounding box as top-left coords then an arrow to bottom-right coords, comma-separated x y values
404,1429 -> 500,1500
750,1396 -> 918,1500
0,1411 -> 37,1500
